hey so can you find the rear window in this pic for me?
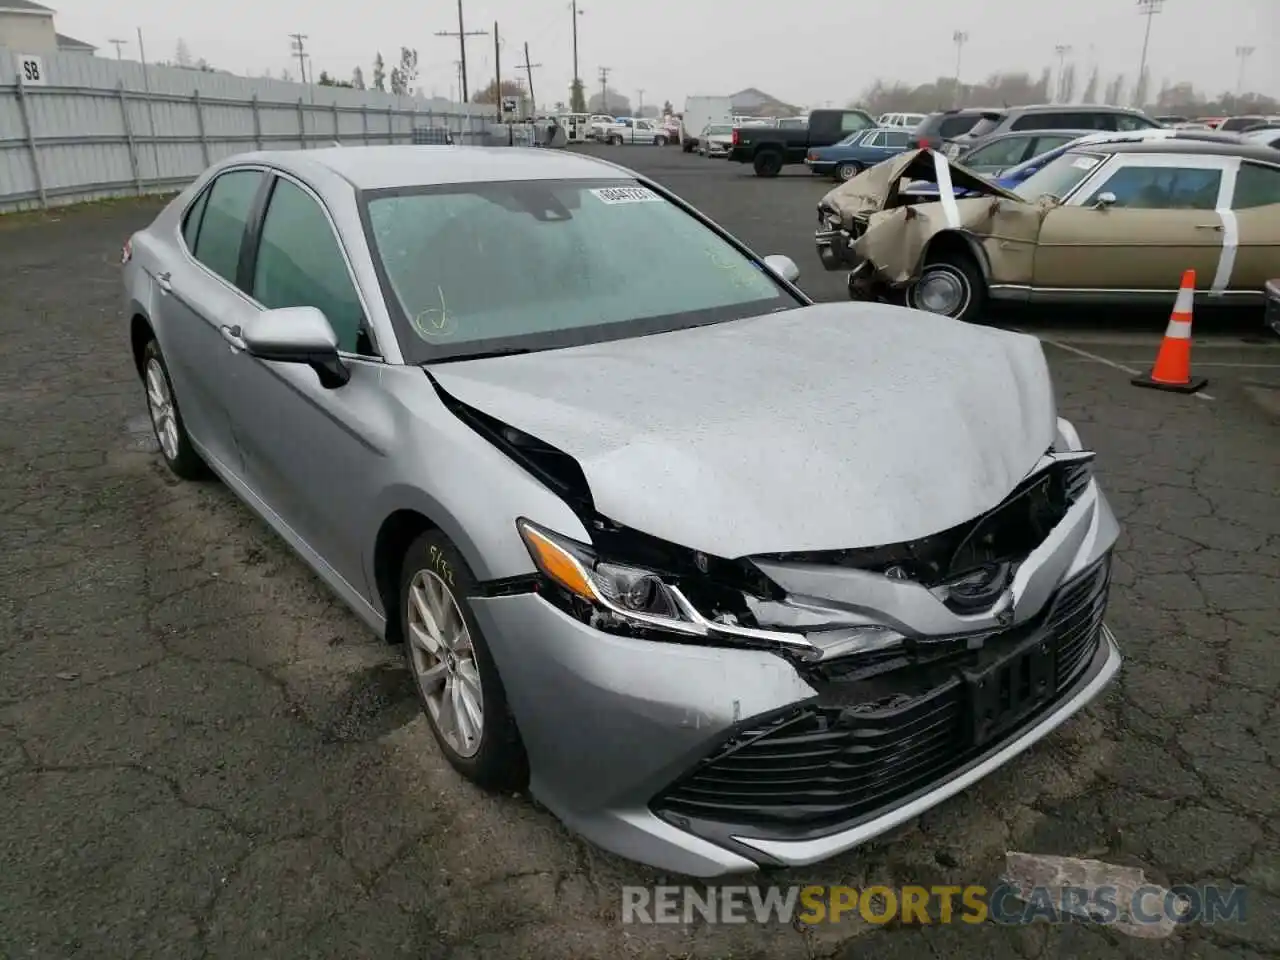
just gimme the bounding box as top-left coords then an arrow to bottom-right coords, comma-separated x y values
936,115 -> 984,138
962,114 -> 1005,138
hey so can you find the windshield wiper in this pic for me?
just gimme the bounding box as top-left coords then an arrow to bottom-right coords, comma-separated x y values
425,347 -> 534,365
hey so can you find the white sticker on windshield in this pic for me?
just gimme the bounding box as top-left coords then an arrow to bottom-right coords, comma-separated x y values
1071,156 -> 1100,170
590,186 -> 663,204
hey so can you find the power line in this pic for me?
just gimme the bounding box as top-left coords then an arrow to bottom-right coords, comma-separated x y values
288,33 -> 308,84
435,0 -> 488,103
107,38 -> 127,60
516,42 -> 542,112
598,66 -> 610,113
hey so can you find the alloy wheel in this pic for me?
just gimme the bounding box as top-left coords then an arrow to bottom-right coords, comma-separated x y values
145,357 -> 180,461
406,568 -> 484,757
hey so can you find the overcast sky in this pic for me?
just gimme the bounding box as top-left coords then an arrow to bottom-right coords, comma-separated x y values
50,0 -> 1278,109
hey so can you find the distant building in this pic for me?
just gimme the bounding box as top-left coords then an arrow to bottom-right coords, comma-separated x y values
0,1 -> 95,55
729,87 -> 801,118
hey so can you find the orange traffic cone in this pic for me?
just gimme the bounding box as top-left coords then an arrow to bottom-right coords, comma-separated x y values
1131,269 -> 1208,394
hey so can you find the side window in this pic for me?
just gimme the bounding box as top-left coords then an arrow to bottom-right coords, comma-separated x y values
1011,114 -> 1049,131
1030,134 -> 1075,156
192,170 -> 265,286
967,136 -> 1033,167
251,178 -> 369,355
182,186 -> 210,251
840,112 -> 872,133
1113,113 -> 1153,131
1083,164 -> 1223,210
885,131 -> 912,148
1232,163 -> 1280,209
864,131 -> 884,146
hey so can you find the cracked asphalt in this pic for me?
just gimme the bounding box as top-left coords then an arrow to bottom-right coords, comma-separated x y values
1,147 -> 1277,959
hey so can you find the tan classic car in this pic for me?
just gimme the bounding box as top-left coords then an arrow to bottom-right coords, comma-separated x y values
814,142 -> 1280,322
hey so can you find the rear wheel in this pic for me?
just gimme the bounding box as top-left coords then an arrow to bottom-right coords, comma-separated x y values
682,139 -> 694,153
610,134 -> 623,146
400,530 -> 528,791
835,161 -> 863,182
905,250 -> 987,323
654,135 -> 667,146
753,149 -> 783,177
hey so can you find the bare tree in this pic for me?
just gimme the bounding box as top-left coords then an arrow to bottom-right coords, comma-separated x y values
1103,73 -> 1126,106
389,67 -> 405,95
1132,68 -> 1151,109
352,66 -> 366,90
1081,65 -> 1100,103
1059,63 -> 1078,104
569,79 -> 586,113
398,48 -> 419,90
174,39 -> 193,67
372,52 -> 386,92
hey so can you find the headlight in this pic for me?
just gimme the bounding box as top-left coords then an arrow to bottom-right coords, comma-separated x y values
516,519 -> 820,656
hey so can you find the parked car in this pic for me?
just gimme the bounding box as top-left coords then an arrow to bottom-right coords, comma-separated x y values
939,129 -> 1091,176
944,104 -> 1161,160
698,123 -> 734,157
728,108 -> 876,177
660,116 -> 682,143
816,141 -> 1280,322
877,112 -> 928,129
1244,127 -> 1280,150
1154,115 -> 1190,126
596,117 -> 669,145
586,114 -> 617,139
681,96 -> 732,151
897,127 -> 1248,202
804,126 -> 915,180
124,144 -> 1120,878
1218,115 -> 1276,133
909,108 -> 1004,151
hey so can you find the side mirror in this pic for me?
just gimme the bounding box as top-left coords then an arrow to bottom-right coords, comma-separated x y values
240,306 -> 350,388
763,254 -> 800,284
1092,191 -> 1117,210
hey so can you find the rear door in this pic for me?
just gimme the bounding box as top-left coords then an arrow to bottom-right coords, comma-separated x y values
1222,160 -> 1280,293
157,167 -> 270,476
1031,153 -> 1235,293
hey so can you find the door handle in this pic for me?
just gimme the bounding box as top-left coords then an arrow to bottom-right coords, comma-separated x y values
155,271 -> 172,294
1194,223 -> 1224,231
219,325 -> 247,351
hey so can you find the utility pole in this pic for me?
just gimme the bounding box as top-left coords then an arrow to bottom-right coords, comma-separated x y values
517,42 -> 541,115
1235,45 -> 1255,97
1135,0 -> 1163,106
598,66 -> 610,114
571,1 -> 584,102
637,88 -> 644,115
951,31 -> 968,108
494,22 -> 503,121
108,38 -> 127,60
288,33 -> 308,84
1054,44 -> 1073,103
436,0 -> 488,103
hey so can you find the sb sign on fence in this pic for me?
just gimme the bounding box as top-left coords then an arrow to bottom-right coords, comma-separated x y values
15,54 -> 48,86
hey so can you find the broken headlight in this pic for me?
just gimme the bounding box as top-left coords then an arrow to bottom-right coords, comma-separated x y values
516,518 -> 819,655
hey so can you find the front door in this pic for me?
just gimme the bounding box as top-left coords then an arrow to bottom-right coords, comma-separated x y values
156,168 -> 269,477
220,173 -> 386,593
1031,154 -> 1234,292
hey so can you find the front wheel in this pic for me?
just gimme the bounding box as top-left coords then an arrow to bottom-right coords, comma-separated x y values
905,251 -> 987,323
654,135 -> 667,146
400,530 -> 528,791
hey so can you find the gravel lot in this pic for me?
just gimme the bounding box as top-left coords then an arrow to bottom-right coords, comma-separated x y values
1,145 -> 1278,960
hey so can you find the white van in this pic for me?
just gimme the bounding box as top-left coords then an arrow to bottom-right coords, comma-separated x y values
680,96 -> 733,152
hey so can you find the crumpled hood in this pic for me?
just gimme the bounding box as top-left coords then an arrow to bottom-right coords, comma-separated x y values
820,148 -> 1023,224
428,302 -> 1056,558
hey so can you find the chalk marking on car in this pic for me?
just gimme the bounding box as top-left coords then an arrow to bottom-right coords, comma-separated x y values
929,149 -> 961,229
1210,161 -> 1241,297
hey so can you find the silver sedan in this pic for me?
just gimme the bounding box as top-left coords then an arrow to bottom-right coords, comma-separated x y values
122,145 -> 1121,877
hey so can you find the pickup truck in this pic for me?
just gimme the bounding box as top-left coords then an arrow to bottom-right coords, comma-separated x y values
728,108 -> 875,177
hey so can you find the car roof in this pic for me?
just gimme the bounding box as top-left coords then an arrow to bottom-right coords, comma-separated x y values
239,145 -> 630,190
1007,103 -> 1148,115
1076,139 -> 1280,163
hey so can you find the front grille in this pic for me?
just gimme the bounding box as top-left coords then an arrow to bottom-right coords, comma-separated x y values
653,555 -> 1110,837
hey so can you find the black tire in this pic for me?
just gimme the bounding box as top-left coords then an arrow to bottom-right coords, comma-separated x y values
835,161 -> 862,182
610,134 -> 623,146
905,250 -> 987,323
141,338 -> 206,480
753,149 -> 783,177
681,140 -> 694,153
399,529 -> 528,791
654,135 -> 667,146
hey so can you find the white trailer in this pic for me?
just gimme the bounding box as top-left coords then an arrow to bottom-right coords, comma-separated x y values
679,96 -> 733,153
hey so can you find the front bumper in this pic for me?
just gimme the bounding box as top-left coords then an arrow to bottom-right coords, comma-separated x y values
815,213 -> 861,272
469,484 -> 1122,878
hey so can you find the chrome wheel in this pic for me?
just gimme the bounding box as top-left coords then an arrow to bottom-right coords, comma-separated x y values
407,569 -> 484,757
909,267 -> 970,317
145,357 -> 180,461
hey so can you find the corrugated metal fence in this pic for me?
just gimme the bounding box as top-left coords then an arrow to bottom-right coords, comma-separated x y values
0,46 -> 500,212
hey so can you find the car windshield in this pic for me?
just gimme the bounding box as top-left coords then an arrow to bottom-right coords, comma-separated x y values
361,179 -> 798,363
1012,151 -> 1107,201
